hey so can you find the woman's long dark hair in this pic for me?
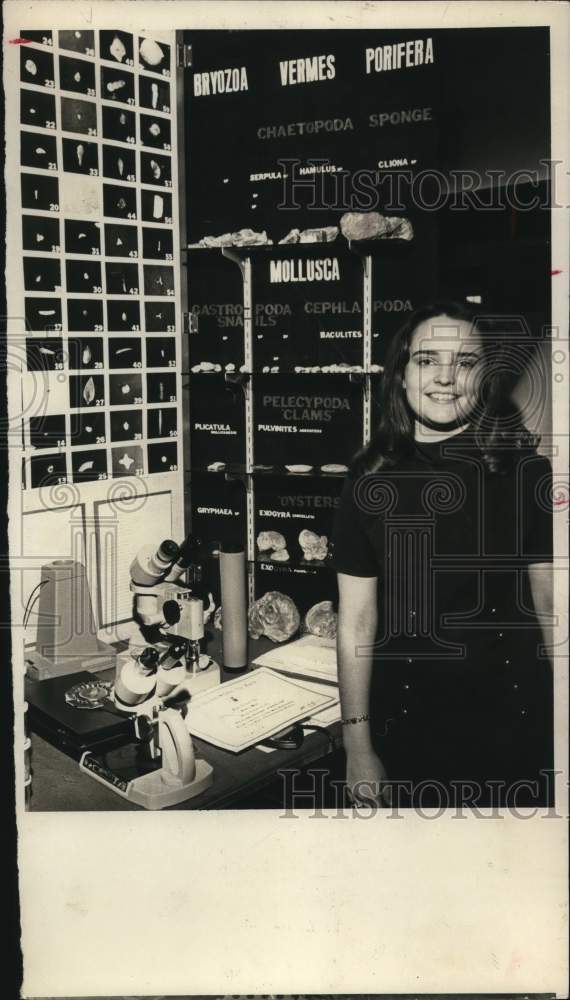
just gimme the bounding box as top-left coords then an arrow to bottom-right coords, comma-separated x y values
352,300 -> 539,476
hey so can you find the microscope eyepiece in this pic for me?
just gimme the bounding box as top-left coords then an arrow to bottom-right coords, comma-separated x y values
175,534 -> 201,568
129,539 -> 180,587
157,539 -> 179,563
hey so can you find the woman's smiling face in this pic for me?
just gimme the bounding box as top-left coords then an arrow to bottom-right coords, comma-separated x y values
403,314 -> 484,428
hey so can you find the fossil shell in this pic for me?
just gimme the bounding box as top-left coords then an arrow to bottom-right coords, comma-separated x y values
340,211 -> 414,242
279,229 -> 301,245
83,377 -> 96,404
320,463 -> 348,473
140,37 -> 164,67
299,529 -> 328,562
109,36 -> 127,63
304,600 -> 337,640
270,548 -> 290,563
299,226 -> 338,243
257,530 -> 287,553
107,79 -> 126,94
248,591 -> 300,643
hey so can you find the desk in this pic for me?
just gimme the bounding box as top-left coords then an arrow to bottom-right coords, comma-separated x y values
26,635 -> 345,811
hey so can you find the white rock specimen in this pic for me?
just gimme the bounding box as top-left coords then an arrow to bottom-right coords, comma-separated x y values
248,591 -> 300,643
340,211 -> 413,241
140,38 -> 164,67
109,36 -> 127,63
304,600 -> 337,640
299,528 -> 328,562
257,530 -> 287,552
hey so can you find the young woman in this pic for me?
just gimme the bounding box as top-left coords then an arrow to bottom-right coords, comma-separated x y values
332,301 -> 554,808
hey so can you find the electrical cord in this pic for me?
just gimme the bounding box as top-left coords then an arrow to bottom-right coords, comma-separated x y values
22,580 -> 48,629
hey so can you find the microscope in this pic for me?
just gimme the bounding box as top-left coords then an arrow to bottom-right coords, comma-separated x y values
121,533 -> 221,711
27,535 -> 218,809
94,534 -> 220,807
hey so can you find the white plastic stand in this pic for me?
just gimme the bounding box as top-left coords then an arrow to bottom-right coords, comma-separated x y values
80,707 -> 214,810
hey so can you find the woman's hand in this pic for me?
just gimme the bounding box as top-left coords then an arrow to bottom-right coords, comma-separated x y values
346,747 -> 391,807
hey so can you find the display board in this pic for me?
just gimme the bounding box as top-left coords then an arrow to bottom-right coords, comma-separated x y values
254,561 -> 337,623
253,374 -> 364,469
251,245 -> 365,371
190,473 -> 247,551
187,250 -> 246,371
188,374 -> 247,472
180,29 -> 443,618
7,27 -> 184,639
253,474 -> 342,567
184,29 -> 439,240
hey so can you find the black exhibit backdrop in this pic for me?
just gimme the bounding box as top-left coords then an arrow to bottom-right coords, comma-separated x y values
182,27 -> 550,625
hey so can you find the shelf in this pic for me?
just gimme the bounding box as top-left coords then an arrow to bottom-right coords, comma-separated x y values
182,370 -> 251,380
251,465 -> 349,479
188,465 -> 350,479
182,237 -> 413,257
185,366 -> 383,376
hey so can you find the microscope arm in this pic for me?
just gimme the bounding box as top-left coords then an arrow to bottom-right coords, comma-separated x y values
158,708 -> 196,785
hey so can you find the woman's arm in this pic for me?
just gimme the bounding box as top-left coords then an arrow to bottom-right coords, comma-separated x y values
337,571 -> 388,803
528,562 -> 554,670
337,571 -> 378,751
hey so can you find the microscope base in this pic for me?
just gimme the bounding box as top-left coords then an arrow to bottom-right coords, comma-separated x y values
80,753 -> 214,809
128,757 -> 214,809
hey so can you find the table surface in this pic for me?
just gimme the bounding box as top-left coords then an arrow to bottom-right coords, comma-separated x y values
27,634 -> 342,811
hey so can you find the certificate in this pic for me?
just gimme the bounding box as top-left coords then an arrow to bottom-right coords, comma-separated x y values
185,667 -> 337,752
